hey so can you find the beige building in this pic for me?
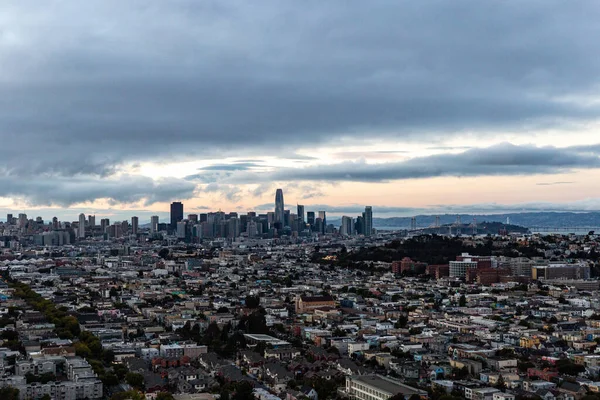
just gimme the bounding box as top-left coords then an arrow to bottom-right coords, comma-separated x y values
295,295 -> 335,313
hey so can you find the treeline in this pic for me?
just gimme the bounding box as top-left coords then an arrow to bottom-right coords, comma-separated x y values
334,235 -> 553,266
8,279 -> 122,388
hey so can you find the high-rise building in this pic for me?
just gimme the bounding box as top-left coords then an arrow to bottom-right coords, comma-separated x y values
364,206 -> 373,237
307,211 -> 315,228
78,213 -> 86,238
150,216 -> 159,233
318,211 -> 326,234
355,216 -> 364,235
6,214 -> 13,224
131,216 -> 139,235
274,189 -> 284,224
188,214 -> 198,223
18,214 -> 27,228
100,218 -> 110,232
341,216 -> 353,236
170,202 -> 184,230
88,215 -> 95,228
297,205 -> 305,224
315,217 -> 323,235
52,217 -> 59,230
176,220 -> 187,239
228,217 -> 241,239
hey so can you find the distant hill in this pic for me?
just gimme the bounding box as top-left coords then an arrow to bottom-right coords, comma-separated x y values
368,212 -> 600,229
417,221 -> 528,235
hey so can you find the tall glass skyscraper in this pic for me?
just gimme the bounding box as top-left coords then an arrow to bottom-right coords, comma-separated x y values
274,189 -> 284,224
364,206 -> 373,236
170,202 -> 184,230
297,204 -> 305,224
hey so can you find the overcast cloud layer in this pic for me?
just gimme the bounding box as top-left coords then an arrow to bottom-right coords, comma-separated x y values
191,143 -> 600,184
2,1 -> 600,206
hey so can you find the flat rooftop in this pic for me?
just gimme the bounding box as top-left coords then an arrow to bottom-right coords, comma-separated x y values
351,375 -> 425,395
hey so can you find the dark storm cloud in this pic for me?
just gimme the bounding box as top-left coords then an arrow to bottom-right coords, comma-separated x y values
0,175 -> 196,207
2,0 -> 600,176
3,1 -> 600,206
229,143 -> 600,183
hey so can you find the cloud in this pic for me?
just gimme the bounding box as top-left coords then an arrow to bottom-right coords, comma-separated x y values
225,143 -> 600,183
199,162 -> 263,171
536,181 -> 575,186
1,0 -> 600,179
0,174 -> 196,207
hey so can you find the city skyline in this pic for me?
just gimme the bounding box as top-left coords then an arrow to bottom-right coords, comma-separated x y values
2,2 -> 600,217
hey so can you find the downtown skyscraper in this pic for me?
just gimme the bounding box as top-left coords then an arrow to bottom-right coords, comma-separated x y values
363,206 -> 373,237
274,189 -> 284,226
170,202 -> 184,230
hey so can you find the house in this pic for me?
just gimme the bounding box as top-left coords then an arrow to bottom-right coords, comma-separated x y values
557,381 -> 586,399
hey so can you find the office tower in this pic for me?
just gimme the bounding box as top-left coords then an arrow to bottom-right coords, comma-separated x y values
110,222 -> 123,238
284,210 -> 291,227
297,205 -> 305,224
52,217 -> 59,230
247,220 -> 258,238
318,211 -> 326,234
364,206 -> 373,237
100,218 -> 110,232
177,220 -> 187,239
247,211 -> 256,218
240,214 -> 248,233
131,216 -> 139,235
170,202 -> 184,230
315,218 -> 323,235
150,216 -> 159,233
341,216 -> 353,236
188,214 -> 198,223
199,213 -> 208,223
18,214 -> 27,228
78,213 -> 86,238
120,220 -> 128,235
356,216 -> 364,235
6,214 -> 12,224
228,217 -> 241,239
307,211 -> 315,228
267,212 -> 275,226
274,189 -> 284,224
88,215 -> 95,228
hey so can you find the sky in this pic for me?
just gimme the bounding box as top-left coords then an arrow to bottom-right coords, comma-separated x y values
2,0 -> 600,222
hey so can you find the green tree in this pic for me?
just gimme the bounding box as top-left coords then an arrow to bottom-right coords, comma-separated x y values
0,387 -> 19,400
126,372 -> 145,389
245,295 -> 260,309
232,382 -> 254,400
495,375 -> 506,392
156,393 -> 175,400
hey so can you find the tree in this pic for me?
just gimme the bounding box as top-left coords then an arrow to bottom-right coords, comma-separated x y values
156,393 -> 175,400
0,387 -> 19,400
245,295 -> 260,309
158,248 -> 170,259
459,294 -> 466,307
495,375 -> 506,392
232,381 -> 254,400
111,391 -> 144,400
126,372 -> 145,390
